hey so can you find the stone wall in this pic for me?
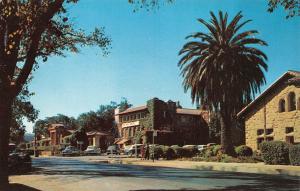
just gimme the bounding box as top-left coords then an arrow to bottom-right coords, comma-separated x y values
245,84 -> 300,150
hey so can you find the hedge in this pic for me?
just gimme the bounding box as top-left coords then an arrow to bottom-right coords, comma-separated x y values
162,146 -> 176,160
289,144 -> 300,166
235,145 -> 253,157
260,141 -> 290,165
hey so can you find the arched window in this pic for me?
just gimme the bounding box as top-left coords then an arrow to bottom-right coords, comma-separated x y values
288,92 -> 296,111
298,97 -> 300,110
279,99 -> 286,112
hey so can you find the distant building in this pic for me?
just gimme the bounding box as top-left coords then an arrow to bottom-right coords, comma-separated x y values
114,98 -> 209,147
238,70 -> 300,150
87,131 -> 114,150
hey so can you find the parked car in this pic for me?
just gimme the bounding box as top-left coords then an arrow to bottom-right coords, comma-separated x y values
106,145 -> 120,155
8,152 -> 31,174
125,144 -> 143,156
197,145 -> 207,152
84,146 -> 101,155
62,146 -> 80,156
182,145 -> 197,149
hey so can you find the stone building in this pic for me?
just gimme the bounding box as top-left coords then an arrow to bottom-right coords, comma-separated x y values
114,98 -> 209,147
238,70 -> 300,150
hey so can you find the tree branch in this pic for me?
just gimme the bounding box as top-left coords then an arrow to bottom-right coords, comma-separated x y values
14,0 -> 64,96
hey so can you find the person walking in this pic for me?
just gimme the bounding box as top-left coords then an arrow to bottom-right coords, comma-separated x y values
145,144 -> 150,160
140,144 -> 145,160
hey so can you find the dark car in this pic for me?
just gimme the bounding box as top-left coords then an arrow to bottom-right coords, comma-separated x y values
8,152 -> 31,174
106,145 -> 120,155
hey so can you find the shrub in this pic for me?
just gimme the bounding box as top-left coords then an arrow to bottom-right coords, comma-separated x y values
289,144 -> 300,166
163,146 -> 176,160
182,147 -> 198,158
171,146 -> 185,158
235,145 -> 253,157
212,145 -> 222,156
260,141 -> 290,165
152,145 -> 164,159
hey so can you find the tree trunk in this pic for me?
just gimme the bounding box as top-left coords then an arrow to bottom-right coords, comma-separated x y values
0,94 -> 13,189
219,111 -> 235,156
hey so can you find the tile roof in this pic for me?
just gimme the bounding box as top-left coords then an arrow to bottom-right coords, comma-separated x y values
117,106 -> 147,115
87,131 -> 109,136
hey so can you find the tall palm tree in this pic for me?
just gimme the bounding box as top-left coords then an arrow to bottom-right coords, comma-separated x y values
178,11 -> 268,155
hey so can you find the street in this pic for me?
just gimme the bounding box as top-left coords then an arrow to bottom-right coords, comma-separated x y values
9,157 -> 300,191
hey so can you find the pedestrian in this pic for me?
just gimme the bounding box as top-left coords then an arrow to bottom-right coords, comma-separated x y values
140,144 -> 145,160
145,144 -> 150,160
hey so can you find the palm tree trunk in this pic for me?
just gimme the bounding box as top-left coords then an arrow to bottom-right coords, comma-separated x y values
219,111 -> 235,156
0,94 -> 13,189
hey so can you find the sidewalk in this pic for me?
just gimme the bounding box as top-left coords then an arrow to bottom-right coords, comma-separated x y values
115,158 -> 300,176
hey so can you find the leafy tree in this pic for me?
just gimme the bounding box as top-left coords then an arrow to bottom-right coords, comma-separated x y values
178,11 -> 268,155
70,127 -> 88,151
77,98 -> 132,133
10,82 -> 39,144
34,114 -> 78,138
267,0 -> 299,18
0,0 -> 110,187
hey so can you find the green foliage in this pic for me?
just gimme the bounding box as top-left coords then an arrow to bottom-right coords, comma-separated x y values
235,145 -> 253,157
10,86 -> 39,144
178,11 -> 268,155
289,144 -> 300,166
171,145 -> 184,158
260,141 -> 290,165
70,128 -> 88,151
212,145 -> 222,156
162,146 -> 176,160
153,145 -> 164,159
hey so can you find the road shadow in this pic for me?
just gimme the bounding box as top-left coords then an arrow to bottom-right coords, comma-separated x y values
4,183 -> 41,191
30,158 -> 300,191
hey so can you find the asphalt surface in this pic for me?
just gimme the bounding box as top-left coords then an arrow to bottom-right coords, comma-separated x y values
14,157 -> 300,191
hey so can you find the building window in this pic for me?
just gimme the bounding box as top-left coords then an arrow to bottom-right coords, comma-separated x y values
257,138 -> 264,149
128,128 -> 132,137
298,97 -> 300,110
257,129 -> 264,136
286,127 -> 294,134
136,113 -> 140,119
266,128 -> 273,135
288,92 -> 296,111
266,137 -> 273,142
286,136 -> 294,144
278,99 -> 285,112
163,111 -> 166,118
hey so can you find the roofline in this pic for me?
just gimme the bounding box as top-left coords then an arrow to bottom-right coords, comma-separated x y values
117,106 -> 147,115
237,70 -> 299,117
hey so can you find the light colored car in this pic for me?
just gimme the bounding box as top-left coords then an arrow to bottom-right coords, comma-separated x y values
182,145 -> 197,149
125,144 -> 143,156
197,145 -> 207,151
62,146 -> 80,156
84,146 -> 101,155
106,145 -> 120,155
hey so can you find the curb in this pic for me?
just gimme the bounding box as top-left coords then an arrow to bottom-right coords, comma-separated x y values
119,160 -> 300,176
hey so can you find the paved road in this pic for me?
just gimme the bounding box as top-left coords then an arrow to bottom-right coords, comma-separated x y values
11,157 -> 300,191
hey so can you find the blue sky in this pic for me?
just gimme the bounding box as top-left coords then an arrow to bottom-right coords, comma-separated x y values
25,0 -> 300,133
